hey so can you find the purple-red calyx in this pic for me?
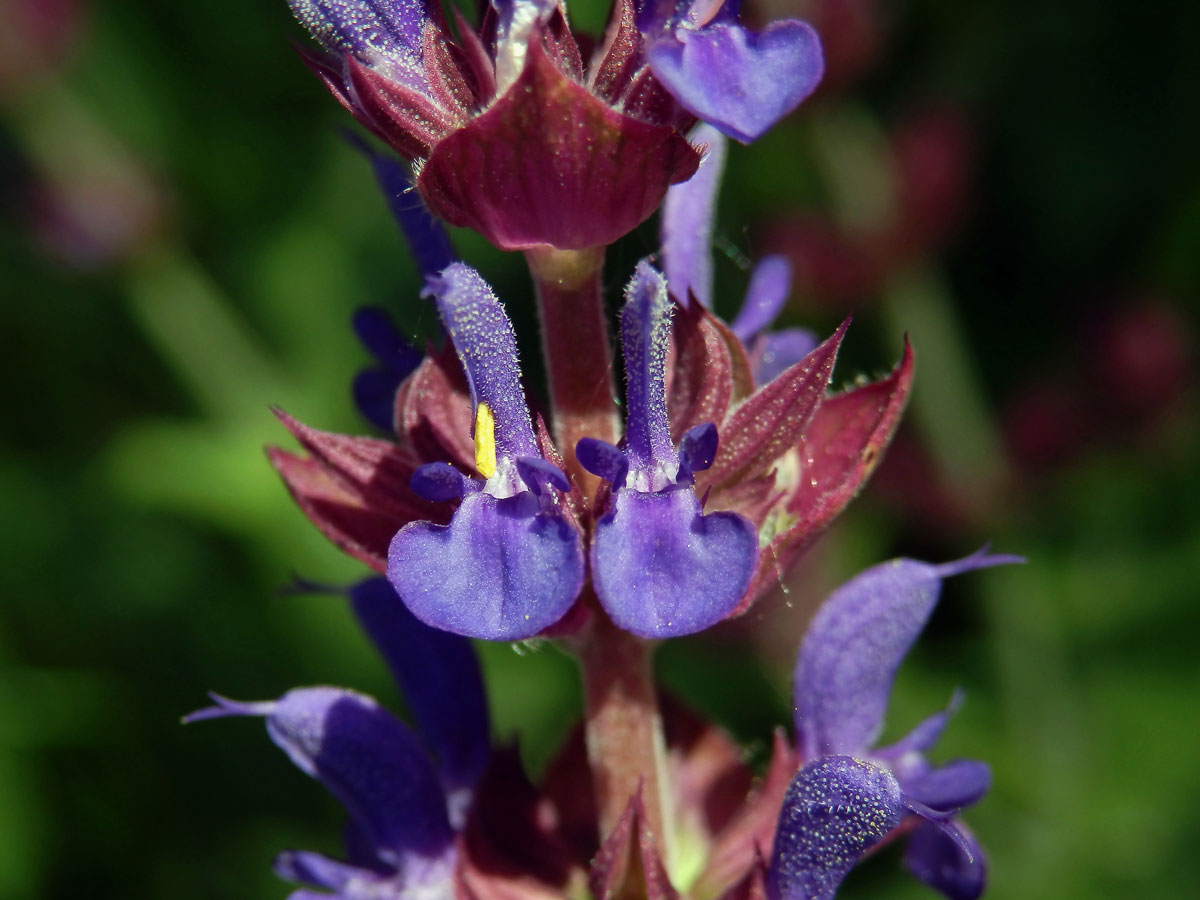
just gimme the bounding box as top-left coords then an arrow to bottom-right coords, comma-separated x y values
286,0 -> 824,249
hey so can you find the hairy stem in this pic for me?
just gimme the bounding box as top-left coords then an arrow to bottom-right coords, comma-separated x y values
526,246 -> 620,500
578,605 -> 673,871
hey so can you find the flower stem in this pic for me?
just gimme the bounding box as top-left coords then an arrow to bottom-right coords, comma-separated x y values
526,246 -> 619,500
578,604 -> 673,870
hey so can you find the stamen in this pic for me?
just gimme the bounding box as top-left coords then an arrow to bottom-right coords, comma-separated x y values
474,402 -> 498,478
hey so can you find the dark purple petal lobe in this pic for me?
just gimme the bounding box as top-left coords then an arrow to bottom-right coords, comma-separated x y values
793,551 -> 1022,758
751,329 -> 819,386
766,757 -> 902,900
345,135 -> 455,277
591,488 -> 757,637
904,820 -> 987,900
647,22 -> 824,143
274,849 -> 371,891
661,123 -> 727,308
195,689 -> 453,866
388,491 -> 584,640
348,578 -> 490,797
730,255 -> 792,341
902,760 -> 990,812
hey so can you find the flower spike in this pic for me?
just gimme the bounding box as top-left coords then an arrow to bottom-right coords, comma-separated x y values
581,261 -> 758,637
387,263 -> 585,641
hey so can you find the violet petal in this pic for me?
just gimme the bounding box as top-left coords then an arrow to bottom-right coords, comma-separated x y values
766,757 -> 903,900
729,255 -> 792,342
875,690 -> 963,760
345,132 -> 455,278
274,849 -> 368,891
388,491 -> 584,640
794,550 -> 1022,759
591,488 -> 757,638
410,462 -> 469,503
621,261 -> 677,473
904,819 -> 987,900
193,688 -> 454,866
289,0 -> 427,60
576,437 -> 630,488
661,123 -> 727,308
422,263 -> 538,461
348,578 -> 490,797
902,760 -> 991,812
647,21 -> 824,144
752,328 -> 820,385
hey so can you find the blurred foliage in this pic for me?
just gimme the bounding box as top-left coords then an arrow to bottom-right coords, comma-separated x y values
1,1 -> 1198,900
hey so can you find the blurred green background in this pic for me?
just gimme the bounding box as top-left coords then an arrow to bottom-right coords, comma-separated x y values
2,0 -> 1198,898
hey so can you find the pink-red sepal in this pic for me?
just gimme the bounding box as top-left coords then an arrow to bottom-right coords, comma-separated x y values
715,852 -> 770,900
667,301 -> 735,443
589,790 -> 677,900
346,55 -> 458,159
267,410 -> 451,570
267,448 -> 402,572
701,320 -> 849,491
692,729 -> 799,900
394,347 -> 475,472
418,37 -> 701,251
743,339 -> 915,606
456,746 -> 576,900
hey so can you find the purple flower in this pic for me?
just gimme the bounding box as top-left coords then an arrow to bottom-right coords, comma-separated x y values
343,136 -> 452,431
662,122 -> 817,383
573,262 -> 758,643
768,550 -> 1022,900
187,578 -> 491,899
640,0 -> 825,142
577,261 -> 758,637
387,263 -> 586,640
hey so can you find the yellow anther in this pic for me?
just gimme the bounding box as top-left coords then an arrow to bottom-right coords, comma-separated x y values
474,402 -> 498,479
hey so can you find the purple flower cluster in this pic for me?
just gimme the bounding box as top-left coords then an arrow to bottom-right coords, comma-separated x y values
190,3 -> 1017,900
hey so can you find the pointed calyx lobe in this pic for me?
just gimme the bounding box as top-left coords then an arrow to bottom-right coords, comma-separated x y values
661,312 -> 914,611
578,261 -> 757,638
387,263 -> 585,641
